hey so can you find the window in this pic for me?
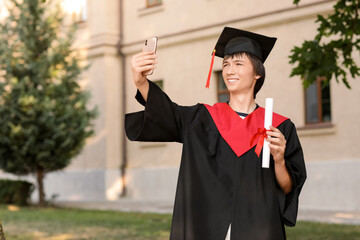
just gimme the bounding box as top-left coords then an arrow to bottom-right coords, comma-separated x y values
305,79 -> 331,124
63,0 -> 87,23
74,0 -> 87,22
146,0 -> 162,8
0,0 -> 8,20
216,71 -> 229,103
154,80 -> 163,90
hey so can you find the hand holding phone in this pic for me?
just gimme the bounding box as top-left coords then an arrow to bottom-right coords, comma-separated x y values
142,36 -> 158,75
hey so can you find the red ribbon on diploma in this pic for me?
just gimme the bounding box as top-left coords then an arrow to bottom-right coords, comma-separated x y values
250,128 -> 268,157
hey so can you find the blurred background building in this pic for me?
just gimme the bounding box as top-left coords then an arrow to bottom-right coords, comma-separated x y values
0,0 -> 359,213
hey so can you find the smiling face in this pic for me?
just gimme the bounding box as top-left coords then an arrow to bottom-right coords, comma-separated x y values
222,52 -> 261,98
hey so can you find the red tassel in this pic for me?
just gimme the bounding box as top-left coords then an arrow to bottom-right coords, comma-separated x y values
206,49 -> 216,88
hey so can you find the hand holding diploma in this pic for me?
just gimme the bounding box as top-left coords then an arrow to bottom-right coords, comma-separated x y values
262,99 -> 292,194
262,98 -> 286,167
266,126 -> 287,164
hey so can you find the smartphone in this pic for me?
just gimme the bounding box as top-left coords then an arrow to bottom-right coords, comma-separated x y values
143,36 -> 158,75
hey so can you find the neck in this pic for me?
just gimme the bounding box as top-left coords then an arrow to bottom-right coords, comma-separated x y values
228,94 -> 256,114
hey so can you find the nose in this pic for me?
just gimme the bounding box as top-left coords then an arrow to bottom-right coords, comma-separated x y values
225,65 -> 235,75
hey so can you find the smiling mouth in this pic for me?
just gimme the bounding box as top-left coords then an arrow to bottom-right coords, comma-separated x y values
227,79 -> 238,83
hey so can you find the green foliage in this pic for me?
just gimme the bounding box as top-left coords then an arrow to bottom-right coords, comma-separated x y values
289,0 -> 360,88
0,0 -> 97,175
0,179 -> 34,206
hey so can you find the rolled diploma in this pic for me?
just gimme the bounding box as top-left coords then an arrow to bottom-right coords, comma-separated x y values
262,98 -> 273,168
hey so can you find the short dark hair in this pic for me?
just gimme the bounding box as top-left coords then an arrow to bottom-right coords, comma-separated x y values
223,52 -> 265,99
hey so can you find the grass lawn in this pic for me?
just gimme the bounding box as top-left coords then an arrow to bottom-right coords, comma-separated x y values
0,204 -> 359,240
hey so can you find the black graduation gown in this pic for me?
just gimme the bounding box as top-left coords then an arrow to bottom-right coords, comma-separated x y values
125,81 -> 306,240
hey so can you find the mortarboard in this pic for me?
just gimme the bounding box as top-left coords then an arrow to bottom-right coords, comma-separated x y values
206,27 -> 277,88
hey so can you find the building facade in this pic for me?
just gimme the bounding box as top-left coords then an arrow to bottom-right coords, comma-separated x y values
0,0 -> 359,212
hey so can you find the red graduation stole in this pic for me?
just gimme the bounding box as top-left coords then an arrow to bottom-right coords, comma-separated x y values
204,103 -> 288,157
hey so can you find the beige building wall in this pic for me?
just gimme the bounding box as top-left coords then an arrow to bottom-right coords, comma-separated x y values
50,0 -> 124,201
123,0 -> 360,211
40,0 -> 124,202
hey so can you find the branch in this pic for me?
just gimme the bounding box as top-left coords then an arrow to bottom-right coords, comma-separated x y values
289,0 -> 360,89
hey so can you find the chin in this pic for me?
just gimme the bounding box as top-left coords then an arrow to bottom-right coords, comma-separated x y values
228,87 -> 253,96
225,83 -> 238,91
226,85 -> 242,92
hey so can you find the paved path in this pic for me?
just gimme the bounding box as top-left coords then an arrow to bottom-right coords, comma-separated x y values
297,209 -> 360,225
58,200 -> 174,214
57,200 -> 360,225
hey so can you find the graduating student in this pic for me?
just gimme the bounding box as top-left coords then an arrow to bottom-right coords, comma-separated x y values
125,27 -> 306,240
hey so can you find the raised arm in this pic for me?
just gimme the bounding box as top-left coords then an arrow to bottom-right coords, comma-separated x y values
131,51 -> 157,101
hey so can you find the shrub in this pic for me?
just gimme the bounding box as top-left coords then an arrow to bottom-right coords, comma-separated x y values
0,179 -> 34,206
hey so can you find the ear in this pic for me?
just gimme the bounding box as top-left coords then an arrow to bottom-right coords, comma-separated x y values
254,74 -> 261,80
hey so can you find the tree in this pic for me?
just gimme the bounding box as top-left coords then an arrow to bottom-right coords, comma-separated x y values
0,0 -> 97,206
289,0 -> 360,88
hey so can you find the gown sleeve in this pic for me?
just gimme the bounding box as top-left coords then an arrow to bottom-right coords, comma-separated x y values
125,80 -> 185,143
280,120 -> 307,227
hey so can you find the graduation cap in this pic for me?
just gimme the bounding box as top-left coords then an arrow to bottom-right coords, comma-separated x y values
206,27 -> 277,88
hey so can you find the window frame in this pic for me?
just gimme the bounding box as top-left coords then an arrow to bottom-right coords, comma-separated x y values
65,0 -> 87,23
215,70 -> 229,103
0,0 -> 6,20
304,78 -> 332,126
146,0 -> 162,8
76,0 -> 87,23
153,79 -> 164,90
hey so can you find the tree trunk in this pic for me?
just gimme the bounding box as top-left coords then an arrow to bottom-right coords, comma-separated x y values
36,168 -> 46,206
0,218 -> 5,240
